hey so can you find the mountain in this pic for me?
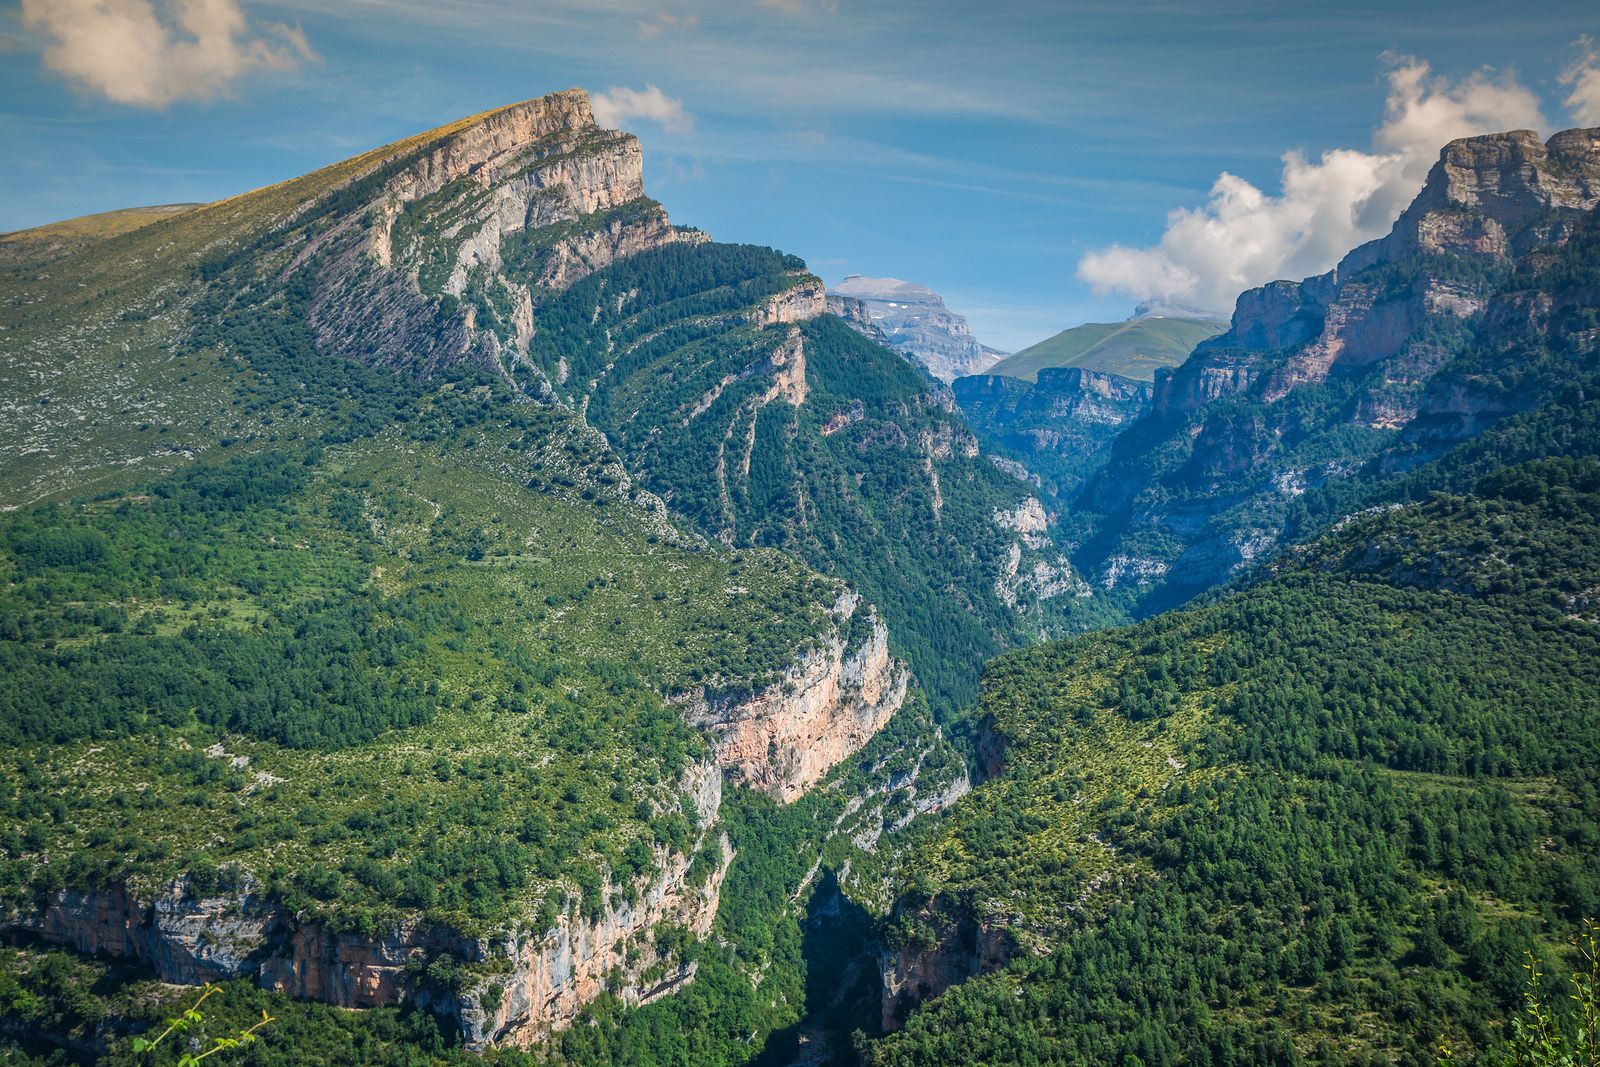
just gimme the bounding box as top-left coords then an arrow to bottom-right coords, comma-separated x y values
860,128 -> 1600,1065
986,315 -> 1225,384
4,87 -> 1599,1067
828,275 -> 1006,382
1069,126 -> 1600,607
0,90 -> 1010,1054
873,453 -> 1600,1064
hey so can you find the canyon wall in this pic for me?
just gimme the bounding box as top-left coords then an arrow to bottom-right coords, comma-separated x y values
4,759 -> 728,1049
677,591 -> 910,803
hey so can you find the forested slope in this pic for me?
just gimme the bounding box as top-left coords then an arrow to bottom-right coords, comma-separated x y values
873,456 -> 1600,1065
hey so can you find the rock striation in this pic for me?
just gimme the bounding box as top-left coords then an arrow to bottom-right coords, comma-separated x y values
6,761 -> 728,1050
677,592 -> 910,803
1073,126 -> 1600,600
295,89 -> 690,381
829,276 -> 1005,382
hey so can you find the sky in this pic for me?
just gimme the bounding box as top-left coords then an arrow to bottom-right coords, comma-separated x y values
3,1 -> 1599,351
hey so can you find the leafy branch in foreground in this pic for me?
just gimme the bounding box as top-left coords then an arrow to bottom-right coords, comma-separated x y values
1440,920 -> 1600,1067
129,983 -> 274,1065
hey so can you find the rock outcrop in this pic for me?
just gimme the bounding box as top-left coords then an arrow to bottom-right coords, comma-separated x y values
829,275 -> 1005,382
677,592 -> 910,803
4,759 -> 728,1050
294,89 -> 689,381
879,902 -> 1016,1030
1074,126 -> 1600,600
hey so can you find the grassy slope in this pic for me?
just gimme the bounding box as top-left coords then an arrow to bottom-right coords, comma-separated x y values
0,100 -> 533,508
989,316 -> 1225,383
0,384 -> 846,940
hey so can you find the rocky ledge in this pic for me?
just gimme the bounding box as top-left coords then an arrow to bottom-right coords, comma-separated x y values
676,591 -> 910,803
3,760 -> 729,1050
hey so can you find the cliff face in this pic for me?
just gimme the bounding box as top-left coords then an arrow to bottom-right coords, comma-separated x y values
282,89 -> 687,382
5,760 -> 728,1049
826,293 -> 890,344
1075,127 -> 1600,600
879,902 -> 1016,1031
829,276 -> 1005,382
677,592 -> 909,803
954,367 -> 1154,499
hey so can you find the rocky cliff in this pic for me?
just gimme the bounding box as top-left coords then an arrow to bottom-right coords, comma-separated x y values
879,901 -> 1017,1030
1074,126 -> 1600,601
830,275 -> 1005,382
5,760 -> 728,1049
955,367 -> 1154,499
677,592 -> 910,803
238,89 -> 690,384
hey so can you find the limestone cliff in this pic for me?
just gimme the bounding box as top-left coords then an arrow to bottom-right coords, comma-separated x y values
1076,126 -> 1600,599
879,902 -> 1017,1031
676,591 -> 910,803
5,760 -> 728,1049
829,276 -> 1005,382
273,89 -> 690,382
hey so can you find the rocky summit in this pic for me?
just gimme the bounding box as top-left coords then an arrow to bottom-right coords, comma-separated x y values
829,275 -> 1006,382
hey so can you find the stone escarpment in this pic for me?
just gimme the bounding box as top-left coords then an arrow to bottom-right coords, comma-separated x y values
287,89 -> 690,381
826,293 -> 890,344
1074,126 -> 1600,599
1156,126 -> 1600,422
4,761 -> 728,1050
829,275 -> 1006,382
676,592 -> 910,803
879,901 -> 1017,1031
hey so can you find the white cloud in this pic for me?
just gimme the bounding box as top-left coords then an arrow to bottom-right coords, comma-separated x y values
1077,56 -> 1547,315
590,84 -> 693,134
1561,37 -> 1600,127
20,0 -> 312,109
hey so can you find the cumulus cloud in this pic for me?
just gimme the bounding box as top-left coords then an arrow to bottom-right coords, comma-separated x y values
1078,56 -> 1546,315
591,84 -> 693,134
1562,37 -> 1600,126
20,0 -> 311,109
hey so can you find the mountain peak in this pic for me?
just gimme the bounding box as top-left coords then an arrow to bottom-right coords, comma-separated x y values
828,276 -> 1003,381
833,275 -> 941,303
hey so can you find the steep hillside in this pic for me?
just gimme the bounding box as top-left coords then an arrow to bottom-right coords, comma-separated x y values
0,91 -> 968,1053
1068,127 -> 1600,608
871,456 -> 1600,1064
988,315 -> 1224,383
521,245 -> 1099,708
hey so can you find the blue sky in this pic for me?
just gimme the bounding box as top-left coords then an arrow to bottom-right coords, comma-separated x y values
3,0 -> 1599,350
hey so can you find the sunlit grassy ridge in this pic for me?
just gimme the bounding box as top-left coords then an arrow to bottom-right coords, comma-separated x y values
0,98 -> 547,507
988,316 -> 1225,384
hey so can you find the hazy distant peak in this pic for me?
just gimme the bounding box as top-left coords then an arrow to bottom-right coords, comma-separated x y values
833,275 -> 941,303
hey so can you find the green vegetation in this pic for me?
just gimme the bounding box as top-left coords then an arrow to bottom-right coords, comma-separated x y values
526,240 -> 1107,708
0,376 -> 857,939
989,316 -> 1225,383
874,459 -> 1600,1065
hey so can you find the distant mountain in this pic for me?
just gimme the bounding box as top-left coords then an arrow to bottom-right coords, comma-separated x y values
1074,126 -> 1600,606
987,315 -> 1225,383
953,368 -> 1155,501
828,275 -> 1006,382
